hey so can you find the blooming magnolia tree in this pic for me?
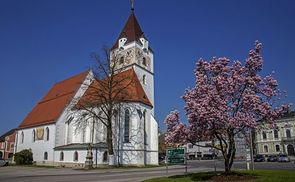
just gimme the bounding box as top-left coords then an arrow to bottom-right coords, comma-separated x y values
165,41 -> 289,173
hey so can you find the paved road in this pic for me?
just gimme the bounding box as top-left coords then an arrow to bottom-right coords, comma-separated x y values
1,160 -> 294,182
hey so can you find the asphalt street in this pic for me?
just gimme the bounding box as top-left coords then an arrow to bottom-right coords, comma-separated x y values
0,160 -> 294,182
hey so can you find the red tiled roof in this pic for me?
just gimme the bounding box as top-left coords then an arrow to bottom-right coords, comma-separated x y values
78,68 -> 152,108
19,71 -> 89,129
111,12 -> 145,50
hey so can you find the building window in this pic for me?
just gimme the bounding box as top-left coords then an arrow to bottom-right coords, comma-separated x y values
60,152 -> 64,161
142,75 -> 146,84
262,131 -> 267,140
120,56 -> 124,64
44,152 -> 48,160
73,151 -> 78,161
264,145 -> 268,153
10,144 -> 14,152
286,129 -> 291,138
103,151 -> 108,162
32,130 -> 36,143
82,128 -> 86,143
274,129 -> 279,139
21,132 -> 24,143
188,143 -> 193,149
275,145 -> 280,152
46,127 -> 49,141
124,109 -> 130,143
142,57 -> 147,66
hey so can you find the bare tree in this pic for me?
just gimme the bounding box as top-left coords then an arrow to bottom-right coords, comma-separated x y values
69,47 -> 136,166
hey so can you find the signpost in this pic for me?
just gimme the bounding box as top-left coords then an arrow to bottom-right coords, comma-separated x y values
166,148 -> 187,175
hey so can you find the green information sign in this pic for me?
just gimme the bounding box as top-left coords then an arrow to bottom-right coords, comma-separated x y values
167,148 -> 186,164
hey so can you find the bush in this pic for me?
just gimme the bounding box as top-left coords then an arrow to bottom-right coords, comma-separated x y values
14,149 -> 33,165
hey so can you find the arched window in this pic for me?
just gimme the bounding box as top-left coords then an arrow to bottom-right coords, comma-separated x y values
124,109 -> 130,143
82,128 -> 86,143
262,131 -> 267,140
274,129 -> 279,139
286,129 -> 291,138
44,152 -> 48,160
142,57 -> 146,66
46,127 -> 49,141
21,132 -> 24,143
142,75 -> 146,84
60,152 -> 64,161
264,145 -> 268,153
103,151 -> 108,162
32,130 -> 36,143
73,151 -> 78,161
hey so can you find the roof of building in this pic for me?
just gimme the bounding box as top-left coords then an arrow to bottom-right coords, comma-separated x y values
111,12 -> 145,50
77,68 -> 152,108
0,128 -> 17,142
18,71 -> 89,129
279,111 -> 295,120
54,143 -> 107,150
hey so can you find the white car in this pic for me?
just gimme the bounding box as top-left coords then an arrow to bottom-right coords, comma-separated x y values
278,154 -> 290,162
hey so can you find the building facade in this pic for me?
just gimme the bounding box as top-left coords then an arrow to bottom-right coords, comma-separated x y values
0,129 -> 16,161
15,10 -> 158,167
254,112 -> 295,157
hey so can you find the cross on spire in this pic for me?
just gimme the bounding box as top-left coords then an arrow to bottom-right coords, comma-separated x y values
131,0 -> 135,11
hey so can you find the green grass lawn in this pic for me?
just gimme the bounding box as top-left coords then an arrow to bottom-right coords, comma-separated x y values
143,170 -> 295,182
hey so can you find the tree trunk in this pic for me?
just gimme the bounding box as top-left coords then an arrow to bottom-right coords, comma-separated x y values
220,131 -> 236,174
224,131 -> 236,174
107,121 -> 115,166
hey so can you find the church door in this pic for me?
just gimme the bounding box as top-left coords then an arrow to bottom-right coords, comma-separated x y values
287,144 -> 295,156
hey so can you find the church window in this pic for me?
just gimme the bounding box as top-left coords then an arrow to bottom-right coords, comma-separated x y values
120,56 -> 124,64
286,129 -> 291,138
124,109 -> 130,143
73,151 -> 78,161
32,130 -> 36,143
46,127 -> 49,141
142,57 -> 146,66
44,152 -> 48,160
262,131 -> 267,140
21,132 -> 24,143
103,151 -> 108,162
82,128 -> 86,143
274,129 -> 279,139
60,152 -> 64,161
142,75 -> 146,85
143,110 -> 147,145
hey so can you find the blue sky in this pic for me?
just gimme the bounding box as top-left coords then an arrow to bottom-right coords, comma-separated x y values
0,0 -> 295,135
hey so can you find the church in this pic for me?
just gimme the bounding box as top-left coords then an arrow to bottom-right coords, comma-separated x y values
14,8 -> 159,167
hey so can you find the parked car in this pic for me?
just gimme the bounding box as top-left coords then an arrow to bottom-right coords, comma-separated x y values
254,154 -> 265,162
267,155 -> 278,162
278,154 -> 290,162
201,154 -> 216,160
0,159 -> 8,166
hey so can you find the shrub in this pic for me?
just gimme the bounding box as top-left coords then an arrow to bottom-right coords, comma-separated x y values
14,149 -> 33,165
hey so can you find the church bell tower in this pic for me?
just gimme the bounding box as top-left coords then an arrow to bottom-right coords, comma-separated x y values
110,9 -> 155,112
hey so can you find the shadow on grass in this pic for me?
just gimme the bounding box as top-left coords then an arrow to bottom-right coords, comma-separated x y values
167,171 -> 257,181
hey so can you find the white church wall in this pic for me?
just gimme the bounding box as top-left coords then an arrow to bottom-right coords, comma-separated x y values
55,71 -> 94,147
133,66 -> 155,114
54,150 -> 86,167
16,124 -> 56,165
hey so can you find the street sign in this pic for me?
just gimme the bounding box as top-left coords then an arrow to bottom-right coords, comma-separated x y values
166,148 -> 185,164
